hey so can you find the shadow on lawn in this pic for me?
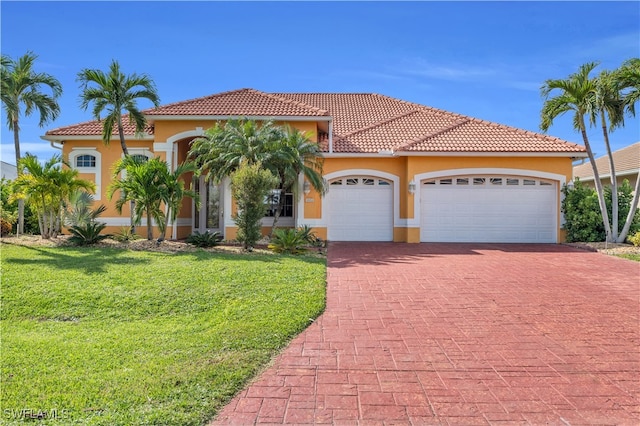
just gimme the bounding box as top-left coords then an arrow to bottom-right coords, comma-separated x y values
2,243 -> 150,274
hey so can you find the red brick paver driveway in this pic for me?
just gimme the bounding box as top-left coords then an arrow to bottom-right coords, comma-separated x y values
213,243 -> 639,425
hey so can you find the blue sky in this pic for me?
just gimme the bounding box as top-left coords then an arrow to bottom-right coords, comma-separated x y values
1,1 -> 639,165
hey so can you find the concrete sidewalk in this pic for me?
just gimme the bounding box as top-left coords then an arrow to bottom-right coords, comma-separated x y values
212,243 -> 640,425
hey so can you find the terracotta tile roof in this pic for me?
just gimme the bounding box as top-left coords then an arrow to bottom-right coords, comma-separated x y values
46,118 -> 153,137
573,141 -> 640,180
45,88 -> 585,154
145,88 -> 329,117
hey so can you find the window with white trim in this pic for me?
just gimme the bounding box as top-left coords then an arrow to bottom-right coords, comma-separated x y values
75,154 -> 96,168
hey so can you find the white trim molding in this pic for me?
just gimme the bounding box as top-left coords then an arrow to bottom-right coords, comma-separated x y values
69,148 -> 102,200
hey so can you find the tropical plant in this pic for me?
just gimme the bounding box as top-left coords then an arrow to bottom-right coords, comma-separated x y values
108,157 -> 198,241
11,154 -> 95,239
268,228 -> 308,255
111,226 -> 142,242
186,231 -> 223,248
297,224 -> 323,247
1,51 -> 62,235
266,126 -> 325,234
108,156 -> 166,240
613,58 -> 640,241
157,161 -> 199,241
230,161 -> 278,250
77,60 -> 159,156
542,60 -> 640,243
188,119 -> 282,182
68,222 -> 109,246
188,120 -> 326,236
64,190 -> 105,227
541,62 -> 611,242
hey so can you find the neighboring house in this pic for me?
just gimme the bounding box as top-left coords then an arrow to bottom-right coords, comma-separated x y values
0,161 -> 17,180
42,88 -> 587,243
572,141 -> 639,193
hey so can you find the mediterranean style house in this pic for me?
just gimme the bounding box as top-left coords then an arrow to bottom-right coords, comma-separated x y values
42,88 -> 587,243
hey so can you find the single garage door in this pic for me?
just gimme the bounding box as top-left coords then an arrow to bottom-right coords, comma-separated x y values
327,177 -> 393,241
421,175 -> 557,243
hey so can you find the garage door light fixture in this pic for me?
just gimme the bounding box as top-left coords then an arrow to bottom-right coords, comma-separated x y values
408,180 -> 417,194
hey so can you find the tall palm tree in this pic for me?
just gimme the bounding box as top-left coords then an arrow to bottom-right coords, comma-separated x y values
266,126 -> 325,233
591,69 -> 626,240
78,59 -> 160,233
1,52 -> 62,235
614,58 -> 640,242
77,59 -> 160,156
12,153 -> 94,239
541,62 -> 613,243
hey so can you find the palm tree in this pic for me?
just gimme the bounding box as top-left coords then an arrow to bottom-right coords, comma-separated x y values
614,58 -> 640,242
107,156 -> 166,240
1,52 -> 62,235
78,59 -> 160,233
591,69 -> 625,240
541,62 -> 613,243
77,59 -> 160,156
12,154 -> 94,239
158,161 -> 199,241
188,119 -> 281,183
266,126 -> 325,234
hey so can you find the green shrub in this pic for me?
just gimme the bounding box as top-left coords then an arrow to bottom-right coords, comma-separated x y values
268,228 -> 307,255
628,231 -> 640,247
186,231 -> 223,248
562,180 -> 604,242
230,161 -> 278,251
112,226 -> 142,242
68,222 -> 110,246
297,225 -> 323,247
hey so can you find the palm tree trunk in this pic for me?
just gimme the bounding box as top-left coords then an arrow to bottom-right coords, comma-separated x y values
579,120 -> 613,242
601,113 -> 618,241
13,121 -> 24,236
146,208 -> 153,240
117,122 -> 137,234
617,176 -> 640,243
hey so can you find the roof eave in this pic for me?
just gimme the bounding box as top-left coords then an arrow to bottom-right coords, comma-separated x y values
41,134 -> 155,142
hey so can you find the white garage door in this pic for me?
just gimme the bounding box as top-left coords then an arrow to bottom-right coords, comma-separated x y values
327,177 -> 393,241
421,176 -> 557,243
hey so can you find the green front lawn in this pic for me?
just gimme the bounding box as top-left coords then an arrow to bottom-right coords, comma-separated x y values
0,243 -> 326,425
615,253 -> 640,262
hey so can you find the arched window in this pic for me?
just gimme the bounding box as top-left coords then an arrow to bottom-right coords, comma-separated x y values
75,154 -> 96,168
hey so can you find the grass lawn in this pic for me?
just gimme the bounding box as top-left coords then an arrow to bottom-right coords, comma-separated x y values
616,253 -> 640,262
0,242 -> 326,425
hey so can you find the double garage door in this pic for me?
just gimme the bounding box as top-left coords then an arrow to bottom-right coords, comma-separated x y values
421,175 -> 557,243
325,174 -> 557,243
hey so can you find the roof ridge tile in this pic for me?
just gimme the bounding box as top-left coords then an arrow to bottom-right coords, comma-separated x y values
394,118 -> 471,152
